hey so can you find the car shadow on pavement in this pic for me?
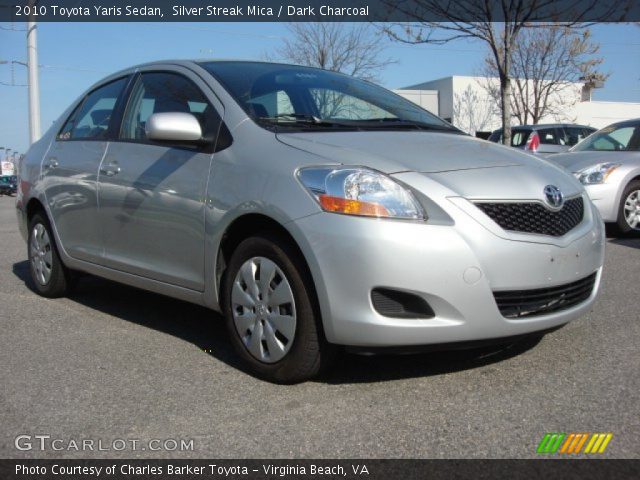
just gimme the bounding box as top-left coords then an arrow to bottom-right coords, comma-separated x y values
607,237 -> 640,250
13,260 -> 543,385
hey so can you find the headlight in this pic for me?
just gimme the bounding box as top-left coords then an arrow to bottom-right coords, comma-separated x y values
574,163 -> 620,185
298,167 -> 425,220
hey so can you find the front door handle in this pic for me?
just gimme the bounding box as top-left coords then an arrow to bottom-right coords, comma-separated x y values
100,162 -> 121,177
44,157 -> 58,170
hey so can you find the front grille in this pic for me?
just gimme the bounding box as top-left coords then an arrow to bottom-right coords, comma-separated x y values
494,273 -> 597,319
475,196 -> 584,236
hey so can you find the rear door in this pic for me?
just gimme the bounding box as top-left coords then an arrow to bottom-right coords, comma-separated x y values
43,77 -> 129,262
97,68 -> 225,291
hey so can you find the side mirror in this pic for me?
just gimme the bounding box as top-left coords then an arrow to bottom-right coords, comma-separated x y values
145,112 -> 203,143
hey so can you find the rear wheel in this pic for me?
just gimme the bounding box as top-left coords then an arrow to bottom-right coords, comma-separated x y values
222,233 -> 334,383
616,180 -> 640,235
28,212 -> 73,297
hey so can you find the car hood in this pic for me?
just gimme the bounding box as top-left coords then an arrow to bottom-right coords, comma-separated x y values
550,151 -> 639,173
278,130 -> 584,200
277,131 -> 547,173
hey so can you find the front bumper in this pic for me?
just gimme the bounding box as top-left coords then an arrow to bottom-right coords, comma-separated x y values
289,187 -> 605,347
583,183 -> 619,222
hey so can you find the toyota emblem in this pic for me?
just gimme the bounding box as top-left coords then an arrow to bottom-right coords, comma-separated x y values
544,185 -> 564,209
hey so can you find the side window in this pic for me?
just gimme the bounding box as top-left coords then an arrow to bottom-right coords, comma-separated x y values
58,78 -> 127,141
565,127 -> 587,146
511,130 -> 529,147
120,72 -> 223,149
487,130 -> 502,143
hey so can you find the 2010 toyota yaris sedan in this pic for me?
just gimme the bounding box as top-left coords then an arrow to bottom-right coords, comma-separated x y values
16,60 -> 605,383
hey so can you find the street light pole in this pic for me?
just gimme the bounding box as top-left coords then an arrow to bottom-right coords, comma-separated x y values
27,3 -> 41,144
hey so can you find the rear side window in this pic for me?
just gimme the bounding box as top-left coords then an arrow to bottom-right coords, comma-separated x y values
120,72 -> 223,147
58,78 -> 127,141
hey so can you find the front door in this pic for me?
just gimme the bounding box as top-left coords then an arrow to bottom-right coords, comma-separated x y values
97,71 -> 223,291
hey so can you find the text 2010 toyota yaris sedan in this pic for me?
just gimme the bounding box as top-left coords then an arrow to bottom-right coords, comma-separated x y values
16,61 -> 605,383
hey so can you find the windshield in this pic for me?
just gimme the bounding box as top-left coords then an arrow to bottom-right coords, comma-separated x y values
200,61 -> 458,132
572,122 -> 640,152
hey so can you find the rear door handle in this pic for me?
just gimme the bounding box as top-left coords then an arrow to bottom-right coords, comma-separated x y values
100,162 -> 121,177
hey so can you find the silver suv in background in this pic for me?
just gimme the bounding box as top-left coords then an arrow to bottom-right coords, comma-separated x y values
488,124 -> 597,156
16,61 -> 605,383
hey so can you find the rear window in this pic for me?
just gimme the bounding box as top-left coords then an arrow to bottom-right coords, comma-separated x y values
537,128 -> 561,145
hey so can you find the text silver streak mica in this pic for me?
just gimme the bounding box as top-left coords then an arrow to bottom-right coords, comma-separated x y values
16,61 -> 605,382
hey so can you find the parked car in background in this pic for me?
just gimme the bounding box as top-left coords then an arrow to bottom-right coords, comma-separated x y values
16,60 -> 605,383
488,124 -> 596,156
550,118 -> 640,235
0,175 -> 17,196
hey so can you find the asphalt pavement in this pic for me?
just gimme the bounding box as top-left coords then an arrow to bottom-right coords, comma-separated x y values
0,195 -> 638,459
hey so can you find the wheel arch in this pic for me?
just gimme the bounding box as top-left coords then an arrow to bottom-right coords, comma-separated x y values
215,213 -> 329,340
26,197 -> 47,221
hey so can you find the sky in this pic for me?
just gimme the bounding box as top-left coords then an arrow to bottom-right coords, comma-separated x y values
1,22 -> 639,155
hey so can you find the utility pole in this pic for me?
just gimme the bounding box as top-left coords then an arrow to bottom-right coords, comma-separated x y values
27,2 -> 41,144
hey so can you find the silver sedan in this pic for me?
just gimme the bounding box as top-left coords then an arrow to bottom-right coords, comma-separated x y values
16,61 -> 605,383
551,119 -> 640,235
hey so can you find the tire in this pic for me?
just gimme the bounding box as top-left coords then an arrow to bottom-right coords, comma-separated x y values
222,233 -> 334,383
28,212 -> 73,298
616,180 -> 640,236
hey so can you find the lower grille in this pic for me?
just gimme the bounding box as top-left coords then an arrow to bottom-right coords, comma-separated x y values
371,288 -> 435,319
475,196 -> 584,236
494,273 -> 597,319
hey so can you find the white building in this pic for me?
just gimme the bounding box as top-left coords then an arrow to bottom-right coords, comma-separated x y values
394,75 -> 640,136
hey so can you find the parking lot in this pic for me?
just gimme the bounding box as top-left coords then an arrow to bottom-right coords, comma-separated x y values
0,195 -> 638,459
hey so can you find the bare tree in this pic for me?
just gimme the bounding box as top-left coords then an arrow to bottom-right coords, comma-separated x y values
274,23 -> 394,82
382,0 -> 624,145
482,26 -> 607,125
453,84 -> 498,134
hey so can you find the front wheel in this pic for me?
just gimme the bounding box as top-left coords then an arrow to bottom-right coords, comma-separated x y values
222,233 -> 334,383
28,212 -> 74,297
616,180 -> 640,235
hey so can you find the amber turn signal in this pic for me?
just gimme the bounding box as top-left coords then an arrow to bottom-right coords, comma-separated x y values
318,194 -> 390,217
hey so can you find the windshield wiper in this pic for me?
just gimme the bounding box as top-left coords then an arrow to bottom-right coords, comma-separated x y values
259,113 -> 321,122
349,118 -> 461,132
258,114 -> 461,132
258,114 -> 363,129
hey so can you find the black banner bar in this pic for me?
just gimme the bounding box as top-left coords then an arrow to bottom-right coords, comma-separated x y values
1,459 -> 639,480
1,0 -> 640,22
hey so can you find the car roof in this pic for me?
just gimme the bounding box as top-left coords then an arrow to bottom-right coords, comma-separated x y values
513,123 -> 595,129
491,123 -> 596,134
80,59 -> 342,98
605,118 -> 640,129
99,59 -> 322,79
